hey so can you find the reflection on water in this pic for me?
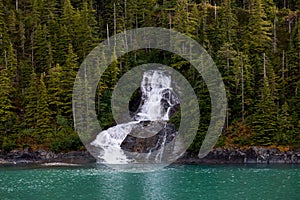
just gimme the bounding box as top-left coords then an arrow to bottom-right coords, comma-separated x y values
0,165 -> 299,200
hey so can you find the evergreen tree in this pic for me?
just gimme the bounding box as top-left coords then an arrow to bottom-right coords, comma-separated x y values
6,42 -> 17,81
107,47 -> 120,89
199,0 -> 209,48
54,24 -> 70,65
73,3 -> 97,60
60,44 -> 78,117
0,69 -> 16,137
0,1 -> 5,38
47,64 -> 63,123
243,0 -> 272,65
252,77 -> 278,145
25,72 -> 38,130
61,0 -> 75,29
36,73 -> 52,142
0,0 -> 9,60
33,24 -> 52,73
7,9 -> 17,42
277,102 -> 294,144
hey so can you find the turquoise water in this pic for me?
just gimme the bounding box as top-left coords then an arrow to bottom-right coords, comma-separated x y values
0,164 -> 299,200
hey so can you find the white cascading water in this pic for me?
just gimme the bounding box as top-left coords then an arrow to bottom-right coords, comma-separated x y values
135,70 -> 171,121
91,70 -> 178,164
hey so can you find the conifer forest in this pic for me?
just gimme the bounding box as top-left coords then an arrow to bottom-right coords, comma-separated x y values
0,0 -> 299,153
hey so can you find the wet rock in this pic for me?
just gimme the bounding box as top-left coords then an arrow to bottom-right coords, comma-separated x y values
121,121 -> 177,154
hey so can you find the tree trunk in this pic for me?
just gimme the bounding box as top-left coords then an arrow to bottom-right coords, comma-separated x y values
263,52 -> 266,79
4,51 -> 7,68
114,3 -> 116,46
106,24 -> 110,47
123,20 -> 128,51
31,31 -> 34,68
241,57 -> 245,121
214,3 -> 217,20
273,18 -> 277,53
136,13 -> 138,29
124,0 -> 127,20
282,50 -> 285,79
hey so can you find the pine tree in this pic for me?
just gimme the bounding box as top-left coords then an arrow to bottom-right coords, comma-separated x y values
0,69 -> 16,137
173,0 -> 189,34
215,0 -> 238,48
7,9 -> 17,41
40,0 -> 58,24
61,0 -> 75,29
277,102 -> 294,144
0,1 -> 5,37
72,3 -> 97,59
107,47 -> 120,89
47,64 -> 63,123
30,0 -> 42,27
290,80 -> 300,132
0,1 -> 9,60
25,72 -> 38,130
33,24 -> 52,73
36,73 -> 52,142
173,0 -> 199,39
243,0 -> 272,54
54,24 -> 70,65
199,0 -> 209,48
252,76 -> 278,146
6,42 -> 17,81
60,44 -> 78,117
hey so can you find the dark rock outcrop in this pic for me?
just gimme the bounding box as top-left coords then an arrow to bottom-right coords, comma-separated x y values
121,121 -> 177,153
0,149 -> 95,165
175,147 -> 300,164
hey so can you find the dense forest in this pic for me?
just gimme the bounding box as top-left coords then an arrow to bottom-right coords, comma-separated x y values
0,0 -> 299,153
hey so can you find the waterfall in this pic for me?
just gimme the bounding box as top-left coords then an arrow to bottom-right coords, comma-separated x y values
91,70 -> 179,164
135,70 -> 172,121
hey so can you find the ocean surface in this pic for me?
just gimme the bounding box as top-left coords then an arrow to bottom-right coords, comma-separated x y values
0,164 -> 299,200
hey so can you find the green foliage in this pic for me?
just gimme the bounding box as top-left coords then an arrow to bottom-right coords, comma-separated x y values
24,72 -> 38,129
2,135 -> 16,152
169,109 -> 181,130
0,0 -> 299,152
251,78 -> 278,146
0,69 -> 16,135
50,116 -> 83,152
33,24 -> 52,72
60,44 -> 78,117
47,64 -> 63,118
36,73 -> 52,141
277,102 -> 294,145
50,132 -> 82,153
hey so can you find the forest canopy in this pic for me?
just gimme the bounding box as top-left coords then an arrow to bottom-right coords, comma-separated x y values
0,0 -> 299,152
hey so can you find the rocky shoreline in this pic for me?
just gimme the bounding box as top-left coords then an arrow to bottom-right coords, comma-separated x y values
176,147 -> 300,164
0,147 -> 299,165
0,149 -> 96,165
